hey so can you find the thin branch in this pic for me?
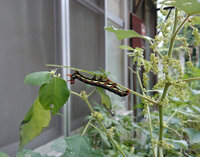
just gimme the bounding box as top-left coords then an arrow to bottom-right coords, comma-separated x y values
70,91 -> 81,98
88,89 -> 96,98
89,123 -> 107,136
82,118 -> 93,136
74,92 -> 126,157
116,82 -> 158,104
181,77 -> 200,82
166,110 -> 177,124
129,66 -> 156,157
128,67 -> 136,74
46,64 -> 103,77
168,8 -> 178,57
149,40 -> 163,59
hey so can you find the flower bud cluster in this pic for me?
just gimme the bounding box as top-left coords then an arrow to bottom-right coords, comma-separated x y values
92,112 -> 103,120
192,27 -> 200,46
150,35 -> 163,53
168,81 -> 187,101
144,60 -> 152,73
142,97 -> 154,116
130,146 -> 135,153
177,36 -> 189,50
160,5 -> 168,16
153,79 -> 167,89
162,141 -> 174,149
151,138 -> 157,145
150,53 -> 159,74
186,61 -> 193,70
159,98 -> 169,107
157,17 -> 173,38
129,47 -> 144,67
143,73 -> 149,88
161,56 -> 183,79
108,126 -> 115,136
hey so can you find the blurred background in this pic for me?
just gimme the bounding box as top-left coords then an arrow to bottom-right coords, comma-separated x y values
0,0 -> 200,156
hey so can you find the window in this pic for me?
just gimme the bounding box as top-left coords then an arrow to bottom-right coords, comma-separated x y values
0,0 -> 129,155
0,0 -> 61,156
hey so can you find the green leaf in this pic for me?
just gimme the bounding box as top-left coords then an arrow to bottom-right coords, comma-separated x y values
19,98 -> 51,150
63,134 -> 103,157
184,128 -> 200,144
0,151 -> 9,157
166,139 -> 188,149
160,0 -> 200,16
119,45 -> 134,51
96,88 -> 111,109
39,77 -> 70,115
96,88 -> 114,116
105,26 -> 152,41
190,16 -> 200,25
17,149 -> 53,157
50,137 -> 67,153
100,133 -> 111,147
24,71 -> 51,86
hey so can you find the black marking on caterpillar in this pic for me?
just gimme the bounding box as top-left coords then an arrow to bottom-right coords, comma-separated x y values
67,71 -> 130,97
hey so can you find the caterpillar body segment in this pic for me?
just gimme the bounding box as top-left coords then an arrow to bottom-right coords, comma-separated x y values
67,71 -> 129,97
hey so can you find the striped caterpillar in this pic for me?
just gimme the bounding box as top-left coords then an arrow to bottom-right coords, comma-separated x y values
67,71 -> 129,97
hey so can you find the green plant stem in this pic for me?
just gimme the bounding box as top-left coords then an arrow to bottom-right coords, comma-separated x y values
72,91 -> 126,157
84,98 -> 126,157
88,89 -> 96,97
117,82 -> 158,104
46,64 -> 103,77
168,8 -> 178,57
181,77 -> 200,82
82,118 -> 93,136
56,112 -> 64,117
96,117 -> 126,157
48,64 -> 158,105
136,70 -> 156,157
130,66 -> 156,157
89,123 -> 107,136
168,12 -> 190,57
149,40 -> 163,59
147,106 -> 157,157
157,9 -> 190,157
166,110 -> 177,124
158,83 -> 170,157
136,68 -> 145,95
70,91 -> 81,97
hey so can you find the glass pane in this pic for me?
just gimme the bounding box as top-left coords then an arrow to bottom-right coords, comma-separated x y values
90,0 -> 104,9
107,0 -> 124,19
70,0 -> 105,131
106,20 -> 124,103
0,0 -> 60,155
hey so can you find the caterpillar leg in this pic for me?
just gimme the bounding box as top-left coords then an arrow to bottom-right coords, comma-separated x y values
66,74 -> 75,84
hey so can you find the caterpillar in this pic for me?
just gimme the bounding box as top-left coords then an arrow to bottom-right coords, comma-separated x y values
67,71 -> 130,97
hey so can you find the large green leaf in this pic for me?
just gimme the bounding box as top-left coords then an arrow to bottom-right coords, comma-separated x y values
100,133 -> 111,147
63,134 -> 103,157
24,71 -> 51,86
96,88 -> 111,109
166,139 -> 188,149
39,77 -> 70,115
160,0 -> 200,15
184,128 -> 200,144
96,88 -> 115,116
17,149 -> 53,157
19,98 -> 51,150
105,26 -> 152,41
0,151 -> 9,157
50,137 -> 67,153
119,45 -> 134,51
